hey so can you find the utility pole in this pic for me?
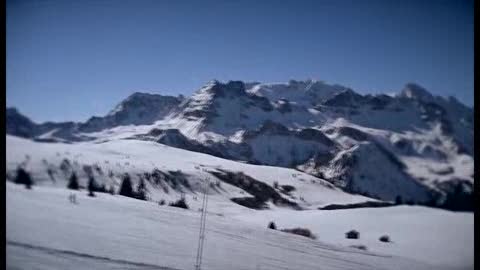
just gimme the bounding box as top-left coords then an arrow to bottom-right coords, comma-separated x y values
195,173 -> 209,270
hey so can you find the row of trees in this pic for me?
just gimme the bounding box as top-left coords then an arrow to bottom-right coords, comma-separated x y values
67,172 -> 147,200
10,166 -> 148,201
13,167 -> 192,210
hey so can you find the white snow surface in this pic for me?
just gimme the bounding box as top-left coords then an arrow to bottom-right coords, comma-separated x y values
7,182 -> 471,270
6,135 -> 474,270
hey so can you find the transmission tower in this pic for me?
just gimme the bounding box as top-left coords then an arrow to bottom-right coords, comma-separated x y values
195,174 -> 209,270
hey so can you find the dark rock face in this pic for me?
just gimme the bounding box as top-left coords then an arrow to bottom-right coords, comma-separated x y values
365,94 -> 393,110
318,201 -> 395,210
79,93 -> 182,132
400,83 -> 434,101
436,180 -> 474,212
295,128 -> 335,146
373,141 -> 407,170
335,127 -> 369,141
7,93 -> 182,139
6,108 -> 86,141
143,168 -> 192,193
322,90 -> 365,108
245,121 -> 335,148
6,108 -> 37,138
257,120 -> 290,135
231,197 -> 269,209
276,99 -> 292,113
207,80 -> 247,98
210,170 -> 300,210
133,128 -> 228,159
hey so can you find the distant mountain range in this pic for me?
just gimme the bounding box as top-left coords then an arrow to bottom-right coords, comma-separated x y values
6,79 -> 474,210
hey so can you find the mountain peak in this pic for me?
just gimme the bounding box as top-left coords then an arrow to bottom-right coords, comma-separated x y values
127,92 -> 162,100
400,83 -> 434,102
196,80 -> 247,98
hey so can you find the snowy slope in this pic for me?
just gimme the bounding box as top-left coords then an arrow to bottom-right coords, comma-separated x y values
6,135 -> 372,209
7,182 -> 467,270
234,207 -> 473,269
6,135 -> 474,269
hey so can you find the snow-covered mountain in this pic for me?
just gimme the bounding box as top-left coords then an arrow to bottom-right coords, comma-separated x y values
6,92 -> 183,142
6,79 -> 474,210
80,92 -> 183,133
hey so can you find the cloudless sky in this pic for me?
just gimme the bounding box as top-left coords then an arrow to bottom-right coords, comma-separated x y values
7,0 -> 474,122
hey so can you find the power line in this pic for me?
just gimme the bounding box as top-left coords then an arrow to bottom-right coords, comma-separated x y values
195,173 -> 209,270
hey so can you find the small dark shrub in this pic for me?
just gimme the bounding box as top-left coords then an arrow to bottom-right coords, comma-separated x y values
379,235 -> 390,242
169,198 -> 189,209
281,227 -> 316,239
281,185 -> 296,193
345,230 -> 359,239
268,221 -> 277,230
158,199 -> 166,206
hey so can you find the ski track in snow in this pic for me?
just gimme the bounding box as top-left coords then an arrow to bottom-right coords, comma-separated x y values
7,241 -> 177,270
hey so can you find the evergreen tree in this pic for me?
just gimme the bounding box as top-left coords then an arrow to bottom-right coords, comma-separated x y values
87,175 -> 96,197
15,167 -> 33,189
108,185 -> 115,195
136,178 -> 147,200
119,173 -> 134,198
395,195 -> 402,205
67,172 -> 79,190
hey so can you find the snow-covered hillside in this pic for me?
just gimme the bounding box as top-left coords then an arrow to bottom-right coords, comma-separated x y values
6,135 -> 474,269
6,135 -> 373,210
7,182 -> 472,270
5,79 -> 474,208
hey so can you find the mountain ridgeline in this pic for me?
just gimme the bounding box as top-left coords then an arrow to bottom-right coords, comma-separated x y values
6,80 -> 474,210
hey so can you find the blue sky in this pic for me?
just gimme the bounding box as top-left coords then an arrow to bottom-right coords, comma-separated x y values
7,0 -> 473,122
